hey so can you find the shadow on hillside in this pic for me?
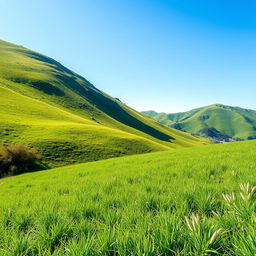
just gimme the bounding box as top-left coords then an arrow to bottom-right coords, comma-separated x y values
55,74 -> 175,143
9,77 -> 65,96
18,49 -> 174,143
20,50 -> 96,87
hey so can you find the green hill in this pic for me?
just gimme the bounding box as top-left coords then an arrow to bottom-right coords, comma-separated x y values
0,140 -> 255,255
0,40 -> 207,167
142,104 -> 256,141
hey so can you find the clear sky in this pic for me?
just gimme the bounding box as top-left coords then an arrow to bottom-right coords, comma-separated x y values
1,0 -> 256,112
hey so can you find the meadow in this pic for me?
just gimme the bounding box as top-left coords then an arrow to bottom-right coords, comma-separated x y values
0,140 -> 256,255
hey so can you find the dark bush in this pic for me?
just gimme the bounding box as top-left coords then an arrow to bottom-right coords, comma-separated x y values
0,144 -> 41,177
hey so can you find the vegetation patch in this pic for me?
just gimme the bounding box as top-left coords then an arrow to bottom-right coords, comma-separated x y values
0,144 -> 42,177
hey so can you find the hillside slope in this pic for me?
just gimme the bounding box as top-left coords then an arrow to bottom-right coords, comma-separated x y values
0,140 -> 255,255
142,104 -> 256,140
0,40 -> 207,167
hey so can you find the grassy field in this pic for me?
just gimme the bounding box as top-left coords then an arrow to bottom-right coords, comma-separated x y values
143,104 -> 256,140
0,40 -> 207,167
0,140 -> 256,255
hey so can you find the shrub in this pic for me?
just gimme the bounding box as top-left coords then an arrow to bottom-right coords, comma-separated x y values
0,144 -> 41,177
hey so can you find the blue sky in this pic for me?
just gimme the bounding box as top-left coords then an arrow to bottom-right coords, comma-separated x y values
1,0 -> 256,112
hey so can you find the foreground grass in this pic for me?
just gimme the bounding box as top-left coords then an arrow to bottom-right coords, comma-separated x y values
0,140 -> 256,255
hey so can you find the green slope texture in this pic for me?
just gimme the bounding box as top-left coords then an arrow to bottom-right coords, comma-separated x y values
0,140 -> 256,254
142,104 -> 256,141
0,40 -> 207,167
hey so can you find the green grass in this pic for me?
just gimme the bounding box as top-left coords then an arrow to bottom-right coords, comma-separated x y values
0,85 -> 167,167
0,40 -> 207,167
142,104 -> 256,140
0,140 -> 256,255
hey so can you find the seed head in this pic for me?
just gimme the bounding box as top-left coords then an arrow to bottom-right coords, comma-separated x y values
232,170 -> 237,176
209,228 -> 223,245
185,214 -> 200,232
239,183 -> 256,201
222,192 -> 235,204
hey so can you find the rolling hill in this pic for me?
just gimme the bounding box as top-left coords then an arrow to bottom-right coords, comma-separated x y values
142,104 -> 256,141
0,40 -> 207,167
0,140 -> 255,255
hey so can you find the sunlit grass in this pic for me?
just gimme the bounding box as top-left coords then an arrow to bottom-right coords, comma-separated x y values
0,140 -> 255,255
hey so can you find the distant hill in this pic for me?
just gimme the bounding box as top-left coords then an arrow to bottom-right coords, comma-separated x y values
142,104 -> 256,141
0,40 -> 207,167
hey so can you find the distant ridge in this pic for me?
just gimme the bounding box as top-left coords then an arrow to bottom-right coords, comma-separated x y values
142,104 -> 256,141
